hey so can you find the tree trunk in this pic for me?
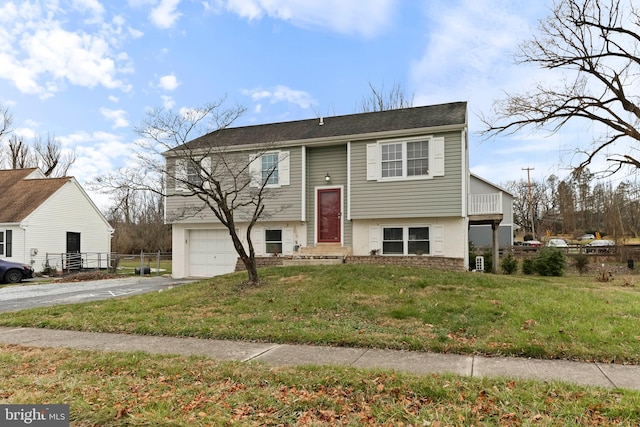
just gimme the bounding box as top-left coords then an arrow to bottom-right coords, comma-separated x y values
240,255 -> 259,286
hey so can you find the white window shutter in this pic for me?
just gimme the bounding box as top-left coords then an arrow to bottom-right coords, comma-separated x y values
366,144 -> 379,181
431,137 -> 445,177
200,157 -> 212,189
283,228 -> 294,255
279,151 -> 290,186
369,226 -> 380,253
431,225 -> 444,256
174,159 -> 188,192
249,154 -> 260,188
253,227 -> 264,256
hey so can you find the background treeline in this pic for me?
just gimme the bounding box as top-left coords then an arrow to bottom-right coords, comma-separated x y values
505,169 -> 640,241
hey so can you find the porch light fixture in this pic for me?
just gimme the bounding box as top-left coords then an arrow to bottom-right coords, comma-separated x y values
325,173 -> 331,183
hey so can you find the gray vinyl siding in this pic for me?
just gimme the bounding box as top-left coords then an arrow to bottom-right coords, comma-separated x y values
350,131 -> 464,219
305,145 -> 352,246
165,147 -> 303,224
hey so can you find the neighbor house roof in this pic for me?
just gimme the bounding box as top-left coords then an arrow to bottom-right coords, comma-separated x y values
0,168 -> 70,223
167,101 -> 467,154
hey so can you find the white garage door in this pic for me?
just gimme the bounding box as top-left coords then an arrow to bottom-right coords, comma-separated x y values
189,229 -> 237,277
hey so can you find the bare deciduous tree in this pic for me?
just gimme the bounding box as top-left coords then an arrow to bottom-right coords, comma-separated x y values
7,135 -> 30,169
96,98 -> 287,285
481,0 -> 640,175
358,81 -> 414,112
34,135 -> 77,177
0,104 -> 76,177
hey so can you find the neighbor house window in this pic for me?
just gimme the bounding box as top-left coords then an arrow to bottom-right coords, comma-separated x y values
0,230 -> 11,257
261,153 -> 279,185
382,226 -> 430,255
265,229 -> 282,255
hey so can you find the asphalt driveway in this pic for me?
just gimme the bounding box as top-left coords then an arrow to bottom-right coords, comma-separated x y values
0,276 -> 197,313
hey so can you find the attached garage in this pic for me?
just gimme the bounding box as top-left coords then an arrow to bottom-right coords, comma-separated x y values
188,229 -> 237,277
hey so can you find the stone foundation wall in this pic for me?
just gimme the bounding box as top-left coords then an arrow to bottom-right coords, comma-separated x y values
344,256 -> 466,272
235,255 -> 466,272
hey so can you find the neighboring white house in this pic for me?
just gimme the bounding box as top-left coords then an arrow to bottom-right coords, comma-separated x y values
0,168 -> 113,272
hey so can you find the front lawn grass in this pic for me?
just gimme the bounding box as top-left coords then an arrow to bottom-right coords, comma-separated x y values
1,264 -> 640,363
2,345 -> 639,426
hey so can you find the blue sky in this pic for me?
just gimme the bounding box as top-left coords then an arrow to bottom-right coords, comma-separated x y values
1,0 -> 586,208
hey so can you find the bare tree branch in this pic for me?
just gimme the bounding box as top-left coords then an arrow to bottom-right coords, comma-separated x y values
358,81 -> 414,112
481,0 -> 640,174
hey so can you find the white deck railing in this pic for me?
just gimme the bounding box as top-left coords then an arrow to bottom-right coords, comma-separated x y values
468,193 -> 503,216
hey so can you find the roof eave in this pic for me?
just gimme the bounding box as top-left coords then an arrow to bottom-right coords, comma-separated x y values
163,122 -> 467,158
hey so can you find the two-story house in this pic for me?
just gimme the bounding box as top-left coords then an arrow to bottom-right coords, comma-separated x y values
165,102 -> 509,277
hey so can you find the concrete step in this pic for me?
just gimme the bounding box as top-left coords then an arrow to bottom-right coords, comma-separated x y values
298,244 -> 351,257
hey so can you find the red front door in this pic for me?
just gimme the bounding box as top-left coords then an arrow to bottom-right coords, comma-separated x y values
318,188 -> 341,242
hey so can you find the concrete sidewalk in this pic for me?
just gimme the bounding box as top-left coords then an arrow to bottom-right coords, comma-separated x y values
1,326 -> 639,391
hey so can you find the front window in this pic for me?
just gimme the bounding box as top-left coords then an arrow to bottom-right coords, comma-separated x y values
382,226 -> 430,255
408,227 -> 429,254
380,139 -> 430,179
265,229 -> 282,255
262,153 -> 279,185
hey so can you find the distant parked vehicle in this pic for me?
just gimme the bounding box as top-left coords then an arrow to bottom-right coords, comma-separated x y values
578,234 -> 596,241
526,240 -> 543,247
0,259 -> 34,284
584,239 -> 615,253
546,238 -> 568,248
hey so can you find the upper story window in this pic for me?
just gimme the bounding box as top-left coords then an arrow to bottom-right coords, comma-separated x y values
261,153 -> 279,185
381,140 -> 429,178
367,136 -> 444,181
186,161 -> 203,186
249,150 -> 290,188
174,157 -> 210,192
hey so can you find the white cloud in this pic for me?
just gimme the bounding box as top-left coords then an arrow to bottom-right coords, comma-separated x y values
224,0 -> 397,37
72,0 -> 105,23
100,108 -> 129,128
0,3 -> 132,98
161,95 -> 175,109
128,27 -> 144,38
243,85 -> 316,109
150,0 -> 183,28
158,74 -> 180,91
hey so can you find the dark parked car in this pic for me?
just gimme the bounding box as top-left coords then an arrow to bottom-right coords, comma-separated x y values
0,259 -> 34,284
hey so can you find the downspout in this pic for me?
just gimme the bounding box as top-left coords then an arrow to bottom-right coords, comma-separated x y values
462,127 -> 469,271
19,223 -> 29,266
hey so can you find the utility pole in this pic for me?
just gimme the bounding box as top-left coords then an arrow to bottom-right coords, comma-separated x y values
522,167 -> 535,238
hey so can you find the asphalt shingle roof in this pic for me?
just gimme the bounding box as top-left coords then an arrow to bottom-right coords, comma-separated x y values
0,168 -> 70,223
171,102 -> 467,153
